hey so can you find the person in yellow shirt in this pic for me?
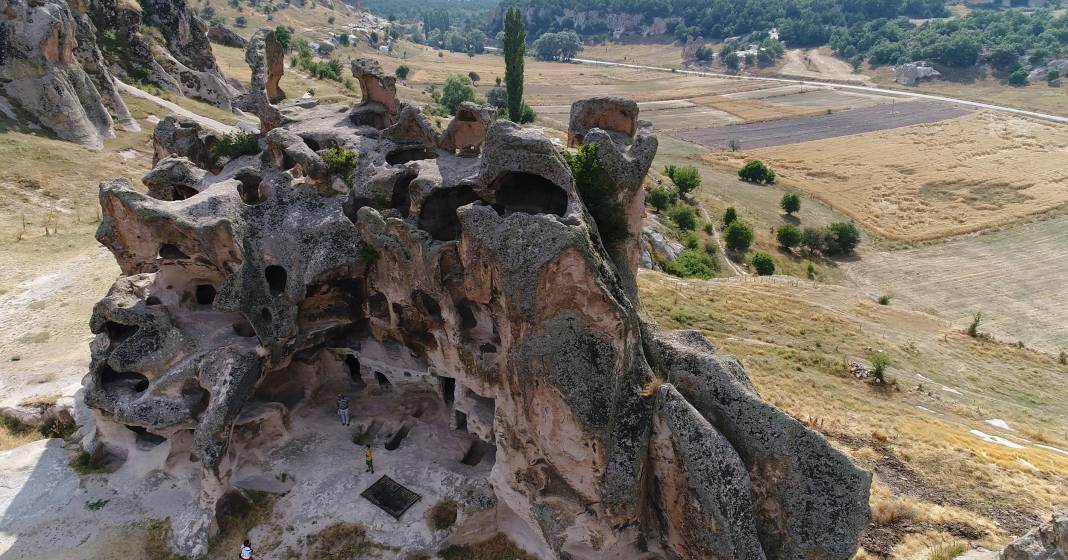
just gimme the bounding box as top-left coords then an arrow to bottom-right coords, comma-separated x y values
365,444 -> 374,473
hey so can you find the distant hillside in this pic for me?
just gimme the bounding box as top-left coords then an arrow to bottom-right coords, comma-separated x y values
351,0 -> 499,23
492,0 -> 948,45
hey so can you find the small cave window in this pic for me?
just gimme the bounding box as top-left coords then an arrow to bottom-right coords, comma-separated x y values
492,173 -> 567,217
368,292 -> 390,320
172,185 -> 199,201
439,376 -> 456,406
195,285 -> 217,306
264,265 -> 287,296
375,371 -> 392,389
419,186 -> 481,241
456,300 -> 478,331
158,244 -> 189,260
145,296 -> 162,306
100,366 -> 149,393
345,354 -> 367,390
456,110 -> 478,122
126,425 -> 167,449
391,170 -> 416,218
104,321 -> 139,349
454,410 -> 468,432
261,308 -> 272,322
386,146 -> 439,165
461,440 -> 494,466
302,137 -> 322,152
411,290 -> 442,322
236,174 -> 267,205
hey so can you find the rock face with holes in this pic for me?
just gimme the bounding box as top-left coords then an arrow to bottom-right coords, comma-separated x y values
88,0 -> 240,110
1001,509 -> 1068,560
0,0 -> 125,148
81,61 -> 871,558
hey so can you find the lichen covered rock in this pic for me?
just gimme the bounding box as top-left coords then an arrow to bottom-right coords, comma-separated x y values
82,74 -> 870,558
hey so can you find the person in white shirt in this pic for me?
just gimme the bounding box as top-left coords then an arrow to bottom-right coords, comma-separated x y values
240,539 -> 253,560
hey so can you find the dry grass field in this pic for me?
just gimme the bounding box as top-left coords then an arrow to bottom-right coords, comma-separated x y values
705,111 -> 1068,241
777,48 -> 872,83
639,271 -> 1068,556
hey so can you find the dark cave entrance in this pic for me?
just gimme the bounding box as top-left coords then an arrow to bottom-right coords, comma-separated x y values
491,173 -> 567,216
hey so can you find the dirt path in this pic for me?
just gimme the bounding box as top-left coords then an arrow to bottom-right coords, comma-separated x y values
115,80 -> 239,135
694,201 -> 746,277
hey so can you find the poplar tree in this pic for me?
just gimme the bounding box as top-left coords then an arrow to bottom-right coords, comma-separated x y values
503,7 -> 526,122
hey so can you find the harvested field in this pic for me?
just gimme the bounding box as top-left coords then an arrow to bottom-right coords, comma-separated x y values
847,214 -> 1068,354
673,100 -> 971,150
778,48 -> 871,83
725,85 -> 897,111
704,111 -> 1068,241
535,99 -> 742,132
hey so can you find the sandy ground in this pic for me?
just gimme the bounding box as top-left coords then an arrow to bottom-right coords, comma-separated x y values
705,111 -> 1068,241
779,48 -> 872,84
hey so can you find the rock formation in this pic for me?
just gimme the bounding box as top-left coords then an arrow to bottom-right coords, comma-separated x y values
895,62 -> 941,86
0,0 -> 123,148
1001,509 -> 1068,560
208,24 -> 249,49
80,54 -> 871,559
440,102 -> 497,156
88,0 -> 240,110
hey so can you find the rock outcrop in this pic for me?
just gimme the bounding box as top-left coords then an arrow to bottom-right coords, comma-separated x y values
895,62 -> 941,86
0,0 -> 121,148
88,0 -> 240,110
80,53 -> 871,559
1001,510 -> 1068,560
236,29 -> 286,132
208,24 -> 249,49
440,102 -> 497,156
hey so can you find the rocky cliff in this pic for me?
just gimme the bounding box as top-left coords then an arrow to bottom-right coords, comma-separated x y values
78,45 -> 871,558
87,0 -> 239,110
0,0 -> 132,148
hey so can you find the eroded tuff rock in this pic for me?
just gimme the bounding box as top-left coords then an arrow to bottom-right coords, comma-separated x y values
82,64 -> 870,558
208,24 -> 249,49
88,0 -> 239,110
1001,510 -> 1068,560
440,102 -> 497,156
0,0 -> 119,148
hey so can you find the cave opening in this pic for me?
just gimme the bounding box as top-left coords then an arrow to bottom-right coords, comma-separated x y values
104,321 -> 139,349
236,173 -> 267,205
439,376 -> 456,406
100,366 -> 149,394
391,170 -> 416,217
386,146 -> 439,165
195,284 -> 217,306
158,244 -> 189,260
172,185 -> 199,201
375,371 -> 392,389
419,186 -> 481,241
384,422 -> 413,451
265,265 -> 287,296
232,319 -> 257,337
491,173 -> 567,217
125,425 -> 167,449
461,440 -> 495,466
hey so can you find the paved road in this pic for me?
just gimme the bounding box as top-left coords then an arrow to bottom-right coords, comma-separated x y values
561,53 -> 1068,125
116,80 -> 239,134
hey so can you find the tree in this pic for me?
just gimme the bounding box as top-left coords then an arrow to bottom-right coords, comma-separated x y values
751,252 -> 775,275
235,15 -> 248,28
338,33 -> 350,46
647,187 -> 675,212
1008,68 -> 1029,86
989,44 -> 1020,71
668,204 -> 698,231
566,144 -> 629,244
370,31 -> 379,45
667,165 -> 701,196
274,26 -> 292,52
468,71 -> 481,83
869,351 -> 890,384
440,74 -> 478,115
776,224 -> 802,249
1048,70 -> 1061,83
724,52 -> 740,70
395,65 -> 410,79
666,249 -> 716,279
723,207 -> 738,225
780,192 -> 801,215
695,45 -> 713,62
802,226 -> 826,254
739,160 -> 775,184
825,222 -> 861,254
503,7 -> 526,123
724,221 -> 754,252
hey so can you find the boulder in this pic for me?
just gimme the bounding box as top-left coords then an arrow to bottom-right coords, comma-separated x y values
349,58 -> 401,129
1001,510 -> 1068,560
895,62 -> 941,86
208,24 -> 249,49
439,102 -> 497,156
0,0 -> 118,148
81,94 -> 871,559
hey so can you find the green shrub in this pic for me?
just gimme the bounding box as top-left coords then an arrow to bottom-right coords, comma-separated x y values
802,226 -> 826,253
870,350 -> 890,384
665,165 -> 701,196
667,204 -> 698,231
273,26 -> 292,52
565,144 -> 629,243
928,542 -> 968,560
723,206 -> 738,225
1008,68 -> 1029,86
780,192 -> 801,215
357,241 -> 378,264
750,251 -> 775,275
440,74 -> 479,115
323,147 -> 358,175
212,132 -> 260,159
825,222 -> 861,255
878,294 -> 892,305
646,187 -> 675,212
396,65 -> 410,79
681,232 -> 699,249
1048,69 -> 1061,83
517,101 -> 537,123
666,249 -> 717,279
775,224 -> 802,249
723,221 -> 754,252
739,159 -> 775,184
967,312 -> 982,338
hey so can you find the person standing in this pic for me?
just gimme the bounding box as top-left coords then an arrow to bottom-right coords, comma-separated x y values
365,444 -> 374,474
337,394 -> 350,426
240,539 -> 254,560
